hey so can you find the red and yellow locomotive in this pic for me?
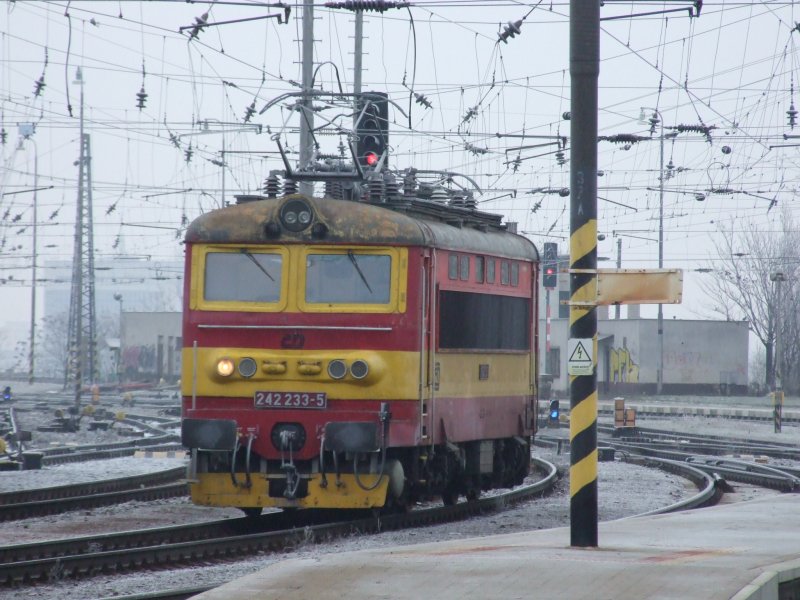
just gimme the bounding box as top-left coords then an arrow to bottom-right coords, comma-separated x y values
181,192 -> 540,513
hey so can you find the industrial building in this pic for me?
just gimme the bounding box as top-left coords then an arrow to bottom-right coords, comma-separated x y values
539,264 -> 750,397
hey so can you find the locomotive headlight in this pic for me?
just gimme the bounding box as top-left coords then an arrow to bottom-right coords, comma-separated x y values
280,199 -> 313,232
350,359 -> 369,380
216,358 -> 235,377
327,359 -> 347,380
238,357 -> 258,378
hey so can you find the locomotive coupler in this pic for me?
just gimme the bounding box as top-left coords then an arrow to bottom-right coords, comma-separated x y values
278,430 -> 302,498
243,432 -> 255,489
281,463 -> 301,499
230,432 -> 255,489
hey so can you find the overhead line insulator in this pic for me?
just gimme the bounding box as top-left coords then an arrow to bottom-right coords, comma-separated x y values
33,75 -> 46,97
324,1 -> 410,12
414,92 -> 432,109
243,101 -> 256,123
498,19 -> 523,44
136,87 -> 148,110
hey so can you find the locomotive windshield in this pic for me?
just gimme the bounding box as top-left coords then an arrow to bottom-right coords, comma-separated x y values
305,252 -> 391,304
204,251 -> 283,303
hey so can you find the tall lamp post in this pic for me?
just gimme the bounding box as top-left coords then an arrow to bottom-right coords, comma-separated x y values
770,272 -> 787,391
18,123 -> 38,385
113,293 -> 124,386
640,108 -> 665,395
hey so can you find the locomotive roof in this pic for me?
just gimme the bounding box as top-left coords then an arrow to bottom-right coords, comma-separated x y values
185,194 -> 539,261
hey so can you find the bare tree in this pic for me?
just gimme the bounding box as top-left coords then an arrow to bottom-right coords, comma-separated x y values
37,312 -> 69,380
700,209 -> 800,392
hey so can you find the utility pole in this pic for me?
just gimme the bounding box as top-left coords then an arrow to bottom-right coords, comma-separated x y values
18,123 -> 38,384
298,0 -> 315,196
353,10 -> 363,98
568,0 -> 599,548
615,237 -> 621,319
66,66 -> 97,411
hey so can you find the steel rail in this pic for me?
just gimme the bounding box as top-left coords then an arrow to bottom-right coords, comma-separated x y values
0,482 -> 188,523
618,456 -> 721,516
610,442 -> 800,492
598,424 -> 800,459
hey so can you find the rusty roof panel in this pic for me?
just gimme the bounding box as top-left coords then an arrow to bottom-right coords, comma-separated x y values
185,195 -> 539,261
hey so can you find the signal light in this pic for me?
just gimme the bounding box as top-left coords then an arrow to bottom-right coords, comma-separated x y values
356,91 -> 389,169
549,399 -> 560,425
542,242 -> 558,288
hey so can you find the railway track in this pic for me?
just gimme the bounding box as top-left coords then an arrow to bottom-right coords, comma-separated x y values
0,457 -> 558,587
609,441 -> 800,492
0,467 -> 187,521
3,402 -> 182,466
599,423 -> 800,460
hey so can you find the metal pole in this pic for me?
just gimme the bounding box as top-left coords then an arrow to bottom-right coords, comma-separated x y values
776,277 -> 781,391
298,0 -> 315,196
115,294 -> 123,386
640,107 -> 665,394
74,67 -> 85,411
771,272 -> 786,391
22,136 -> 39,385
569,0 -> 599,548
657,110 -> 664,395
615,237 -> 621,320
353,10 -> 363,98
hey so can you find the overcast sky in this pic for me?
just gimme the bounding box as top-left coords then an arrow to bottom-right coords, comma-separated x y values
1,1 -> 798,347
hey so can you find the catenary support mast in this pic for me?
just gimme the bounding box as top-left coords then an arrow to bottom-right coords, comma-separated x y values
568,0 -> 600,548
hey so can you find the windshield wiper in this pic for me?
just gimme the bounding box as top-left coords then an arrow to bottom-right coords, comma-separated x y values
347,250 -> 373,293
241,249 -> 275,281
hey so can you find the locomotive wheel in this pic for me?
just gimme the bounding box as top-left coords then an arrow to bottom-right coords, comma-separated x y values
441,488 -> 459,506
383,492 -> 410,514
240,507 -> 263,518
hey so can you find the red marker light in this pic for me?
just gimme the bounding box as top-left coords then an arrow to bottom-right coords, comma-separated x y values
365,151 -> 378,166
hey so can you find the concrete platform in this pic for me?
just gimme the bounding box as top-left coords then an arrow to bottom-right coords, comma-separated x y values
193,495 -> 800,600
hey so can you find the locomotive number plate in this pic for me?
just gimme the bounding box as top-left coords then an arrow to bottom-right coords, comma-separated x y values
254,391 -> 327,409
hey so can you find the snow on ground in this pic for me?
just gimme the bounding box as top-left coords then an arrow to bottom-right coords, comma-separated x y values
0,456 -> 187,493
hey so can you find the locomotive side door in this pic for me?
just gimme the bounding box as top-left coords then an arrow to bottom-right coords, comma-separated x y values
419,249 -> 436,442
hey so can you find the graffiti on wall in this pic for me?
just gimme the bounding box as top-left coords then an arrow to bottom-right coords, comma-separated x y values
610,346 -> 639,383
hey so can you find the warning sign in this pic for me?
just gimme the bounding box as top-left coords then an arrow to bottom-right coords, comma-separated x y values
567,338 -> 594,376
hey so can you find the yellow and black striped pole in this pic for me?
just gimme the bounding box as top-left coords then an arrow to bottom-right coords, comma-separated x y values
569,0 -> 599,548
